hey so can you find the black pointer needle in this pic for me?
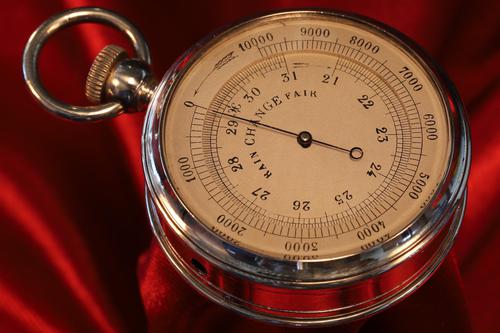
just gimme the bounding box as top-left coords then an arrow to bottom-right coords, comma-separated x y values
311,138 -> 350,153
208,109 -> 363,159
210,109 -> 297,137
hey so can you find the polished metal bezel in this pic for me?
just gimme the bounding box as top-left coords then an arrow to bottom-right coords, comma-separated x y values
142,9 -> 470,321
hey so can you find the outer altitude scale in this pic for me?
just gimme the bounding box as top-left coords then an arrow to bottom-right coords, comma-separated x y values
23,8 -> 470,326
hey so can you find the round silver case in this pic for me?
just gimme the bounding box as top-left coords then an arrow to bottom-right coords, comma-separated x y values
142,10 -> 470,327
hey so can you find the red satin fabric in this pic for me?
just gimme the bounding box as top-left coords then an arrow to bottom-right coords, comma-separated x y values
1,0 -> 498,332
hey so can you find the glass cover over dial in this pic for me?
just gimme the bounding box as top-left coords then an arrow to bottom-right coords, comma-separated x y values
162,13 -> 451,260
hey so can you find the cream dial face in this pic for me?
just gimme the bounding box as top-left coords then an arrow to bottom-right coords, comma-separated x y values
162,12 -> 451,260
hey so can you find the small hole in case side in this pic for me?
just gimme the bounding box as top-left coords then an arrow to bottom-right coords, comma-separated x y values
191,259 -> 208,276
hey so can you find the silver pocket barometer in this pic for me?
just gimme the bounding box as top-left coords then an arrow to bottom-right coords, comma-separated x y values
23,7 -> 470,326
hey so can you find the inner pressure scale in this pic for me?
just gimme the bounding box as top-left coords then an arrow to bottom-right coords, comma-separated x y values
23,8 -> 470,326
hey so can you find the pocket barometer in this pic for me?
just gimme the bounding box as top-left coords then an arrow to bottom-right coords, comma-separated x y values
23,7 -> 470,326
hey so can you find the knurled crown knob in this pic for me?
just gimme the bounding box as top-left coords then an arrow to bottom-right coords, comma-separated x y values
85,44 -> 128,104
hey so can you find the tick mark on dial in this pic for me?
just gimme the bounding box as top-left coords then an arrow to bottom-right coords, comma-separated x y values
297,131 -> 313,148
